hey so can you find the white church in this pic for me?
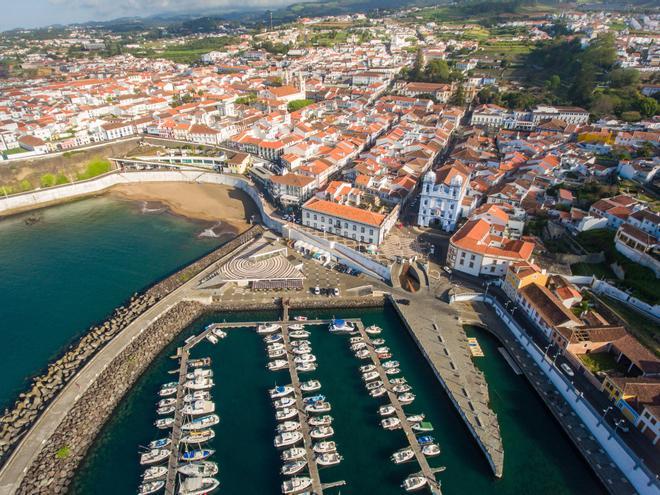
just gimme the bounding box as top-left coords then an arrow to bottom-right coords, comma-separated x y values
416,164 -> 471,231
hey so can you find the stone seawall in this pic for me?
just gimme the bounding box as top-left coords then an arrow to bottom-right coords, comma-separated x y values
0,225 -> 264,468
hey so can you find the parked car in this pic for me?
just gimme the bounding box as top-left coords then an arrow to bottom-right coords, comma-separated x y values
560,363 -> 574,377
332,288 -> 340,297
396,298 -> 410,305
312,286 -> 321,296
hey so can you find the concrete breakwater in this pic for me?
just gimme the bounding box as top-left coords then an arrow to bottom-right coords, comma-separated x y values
0,225 -> 264,469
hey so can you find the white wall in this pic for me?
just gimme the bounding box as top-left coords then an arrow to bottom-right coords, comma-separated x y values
592,279 -> 660,321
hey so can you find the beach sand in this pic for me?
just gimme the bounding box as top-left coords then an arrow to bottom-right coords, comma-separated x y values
108,182 -> 260,230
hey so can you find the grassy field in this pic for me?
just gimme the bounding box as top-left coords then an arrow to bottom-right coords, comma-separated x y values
76,158 -> 112,181
600,295 -> 660,357
579,352 -> 627,374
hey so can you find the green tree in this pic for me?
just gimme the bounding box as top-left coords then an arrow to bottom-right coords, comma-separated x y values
638,97 -> 658,118
410,48 -> 424,81
544,74 -> 561,92
451,84 -> 466,106
424,59 -> 451,83
609,68 -> 640,89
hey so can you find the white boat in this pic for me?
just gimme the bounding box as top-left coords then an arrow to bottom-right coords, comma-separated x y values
140,449 -> 170,466
293,316 -> 308,321
148,438 -> 171,450
184,391 -> 211,403
282,447 -> 306,461
310,426 -> 334,439
274,431 -> 303,448
154,418 -> 174,429
205,334 -> 218,345
139,480 -> 165,494
350,336 -> 364,344
369,387 -> 387,398
264,334 -> 283,344
407,413 -> 425,423
328,318 -> 355,333
351,343 -> 367,351
257,323 -> 281,335
142,466 -> 168,481
181,429 -> 215,445
313,441 -> 336,454
188,358 -> 211,369
157,406 -> 175,416
185,369 -> 213,380
300,380 -> 321,392
308,415 -> 333,427
296,362 -> 317,373
281,460 -> 307,475
181,400 -> 215,416
181,414 -> 220,431
359,364 -> 376,373
178,477 -> 220,495
385,367 -> 400,375
316,452 -> 343,467
391,448 -> 415,464
268,360 -> 288,371
268,348 -> 286,359
159,387 -> 177,398
157,398 -> 176,408
290,339 -> 310,347
277,421 -> 301,433
378,405 -> 396,416
276,407 -> 298,420
374,346 -> 390,354
294,353 -> 316,364
372,338 -> 386,346
422,444 -> 441,457
365,380 -> 383,391
393,384 -> 412,393
292,346 -> 312,356
305,401 -> 331,414
177,461 -> 218,477
267,342 -> 286,352
402,475 -> 427,492
274,397 -> 296,409
390,378 -> 407,385
381,417 -> 402,430
398,393 -> 415,405
212,328 -> 227,339
355,349 -> 370,359
184,377 -> 214,391
270,385 -> 294,399
382,360 -> 399,369
365,325 -> 382,335
282,477 -> 312,494
180,449 -> 214,463
289,330 -> 310,339
288,323 -> 305,331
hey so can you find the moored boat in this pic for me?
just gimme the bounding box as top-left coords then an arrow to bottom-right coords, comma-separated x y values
185,368 -> 212,380
293,315 -> 308,321
184,391 -> 211,403
257,323 -> 281,334
384,367 -> 400,375
281,447 -> 306,461
365,325 -> 382,335
359,364 -> 375,373
205,334 -> 218,345
157,406 -> 175,415
315,452 -> 343,467
180,449 -> 214,462
138,480 -> 165,494
308,415 -> 333,427
180,429 -> 215,445
362,371 -> 379,382
270,385 -> 294,399
147,438 -> 171,450
378,405 -> 396,416
140,449 -> 170,466
411,421 -> 434,433
188,358 -> 211,368
381,417 -> 402,430
398,392 -> 415,405
288,323 -> 305,331
277,421 -> 301,433
281,477 -> 312,494
264,333 -> 283,344
393,384 -> 412,393
328,318 -> 355,333
365,380 -> 383,391
212,328 -> 227,339
181,414 -> 220,431
391,447 -> 415,464
401,475 -> 427,492
289,329 -> 310,339
178,477 -> 220,495
142,466 -> 168,481
305,401 -> 331,414
157,398 -> 176,408
300,380 -> 321,392
273,397 -> 296,409
295,362 -> 317,373
310,426 -> 334,439
177,461 -> 218,477
268,359 -> 288,371
422,444 -> 441,457
281,460 -> 307,475
154,417 -> 174,429
275,407 -> 297,421
274,431 -> 303,448
312,440 -> 336,454
369,387 -> 387,398
382,360 -> 399,369
184,377 -> 214,391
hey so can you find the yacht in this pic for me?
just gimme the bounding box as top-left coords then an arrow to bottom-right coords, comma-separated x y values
138,480 -> 165,494
398,393 -> 415,405
300,380 -> 321,392
277,421 -> 301,434
316,452 -> 343,467
369,387 -> 387,398
406,413 -> 425,423
422,444 -> 441,457
328,319 -> 355,333
264,333 -> 283,344
313,441 -> 336,454
276,407 -> 297,421
281,447 -> 306,461
382,360 -> 399,369
308,415 -> 333,427
180,449 -> 214,462
157,398 -> 176,408
385,367 -> 400,375
159,386 -> 177,398
147,438 -> 171,450
391,448 -> 415,464
181,414 -> 220,431
257,323 -> 281,335
393,384 -> 412,393
355,349 -> 370,360
281,477 -> 312,494
289,329 -> 310,339
310,426 -> 334,439
401,475 -> 427,492
177,461 -> 218,477
270,385 -> 294,399
274,431 -> 303,448
372,338 -> 386,346
365,380 -> 383,391
142,466 -> 167,481
157,405 -> 175,416
293,315 -> 308,321
184,391 -> 211,403
178,477 -> 220,495
365,325 -> 382,335
305,401 -> 331,414
359,364 -> 375,373
140,449 -> 170,465
185,369 -> 212,380
378,405 -> 396,417
184,377 -> 214,391
411,421 -> 434,433
212,328 -> 227,339
268,360 -> 288,371
154,418 -> 174,429
381,417 -> 402,430
288,323 -> 305,331
181,429 -> 215,445
188,358 -> 211,368
281,460 -> 307,475
296,362 -> 317,373
273,397 -> 296,409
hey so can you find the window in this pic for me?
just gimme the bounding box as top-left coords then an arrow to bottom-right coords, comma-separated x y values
313,214 -> 317,220
369,229 -> 374,235
353,225 -> 356,231
459,259 -> 464,266
461,252 -> 466,258
469,262 -> 474,268
470,254 -> 475,261
361,226 -> 365,233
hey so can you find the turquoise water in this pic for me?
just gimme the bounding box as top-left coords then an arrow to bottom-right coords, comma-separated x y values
72,307 -> 605,495
0,197 -> 223,410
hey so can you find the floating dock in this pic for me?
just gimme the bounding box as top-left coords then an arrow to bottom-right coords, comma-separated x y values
467,338 -> 484,357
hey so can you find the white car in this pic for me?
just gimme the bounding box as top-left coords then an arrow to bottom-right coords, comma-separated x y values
560,363 -> 574,377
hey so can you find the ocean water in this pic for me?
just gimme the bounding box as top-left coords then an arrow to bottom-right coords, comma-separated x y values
0,197 -> 224,411
72,307 -> 606,495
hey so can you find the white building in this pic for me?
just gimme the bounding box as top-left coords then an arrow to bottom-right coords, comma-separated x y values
417,164 -> 470,231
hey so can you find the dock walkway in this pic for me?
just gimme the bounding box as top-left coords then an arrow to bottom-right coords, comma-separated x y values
164,347 -> 189,495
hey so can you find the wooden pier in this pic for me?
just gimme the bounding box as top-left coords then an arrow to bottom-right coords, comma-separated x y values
353,321 -> 442,495
164,345 -> 189,495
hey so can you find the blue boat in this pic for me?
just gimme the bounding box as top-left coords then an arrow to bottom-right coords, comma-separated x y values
417,436 -> 435,445
180,449 -> 214,462
303,394 -> 326,404
147,438 -> 171,449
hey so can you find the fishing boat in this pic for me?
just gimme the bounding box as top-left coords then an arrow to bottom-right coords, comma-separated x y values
374,346 -> 390,354
184,376 -> 214,391
182,400 -> 215,416
206,334 -> 218,345
294,353 -> 316,364
381,417 -> 402,430
184,391 -> 211,403
406,413 -> 425,423
302,394 -> 325,404
378,405 -> 396,416
212,328 -> 227,339
274,397 -> 296,409
328,318 -> 355,333
288,323 -> 305,331
300,380 -> 321,392
276,408 -> 297,421
159,387 -> 177,398
365,325 -> 382,335
365,380 -> 383,391
282,477 -> 312,494
277,421 -> 301,433
350,343 -> 367,351
185,369 -> 212,380
422,444 -> 441,457
181,414 -> 220,431
313,441 -> 336,454
281,447 -> 306,461
157,398 -> 176,408
391,448 -> 415,464
257,323 -> 281,335
138,480 -> 165,494
393,384 -> 412,393
281,460 -> 307,475
188,358 -> 211,369
178,477 -> 220,495
292,346 -> 312,356
369,387 -> 387,398
148,438 -> 171,450
385,367 -> 400,375
359,364 -> 375,373
181,429 -> 215,445
154,418 -> 174,429
377,352 -> 392,359
382,360 -> 399,369
350,336 -> 364,344
289,330 -> 310,339
270,385 -> 294,399
296,362 -> 317,372
305,401 -> 331,414
268,359 -> 288,371
157,406 -> 175,415
390,378 -> 407,385
398,392 -> 415,405
308,415 -> 333,427
355,349 -> 370,360
372,338 -> 386,346
412,421 -> 434,433
290,339 -> 310,347
417,435 -> 435,446
316,452 -> 343,467
142,466 -> 167,481
293,315 -> 308,321
402,475 -> 427,492
264,333 -> 283,344
180,449 -> 214,462
310,426 -> 334,439
268,348 -> 286,359
140,449 -> 170,465
274,431 -> 303,448
177,461 -> 218,477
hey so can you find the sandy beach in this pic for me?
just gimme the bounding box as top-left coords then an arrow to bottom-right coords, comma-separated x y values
108,182 -> 260,230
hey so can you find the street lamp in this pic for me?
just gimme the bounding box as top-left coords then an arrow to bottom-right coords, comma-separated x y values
599,406 -> 613,426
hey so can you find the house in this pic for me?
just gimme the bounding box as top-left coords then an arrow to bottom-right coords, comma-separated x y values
602,376 -> 660,441
269,173 -> 316,205
17,135 -> 48,153
516,282 -> 582,339
226,152 -> 252,175
614,223 -> 660,277
589,195 -> 639,229
100,121 -> 135,141
502,261 -> 548,301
